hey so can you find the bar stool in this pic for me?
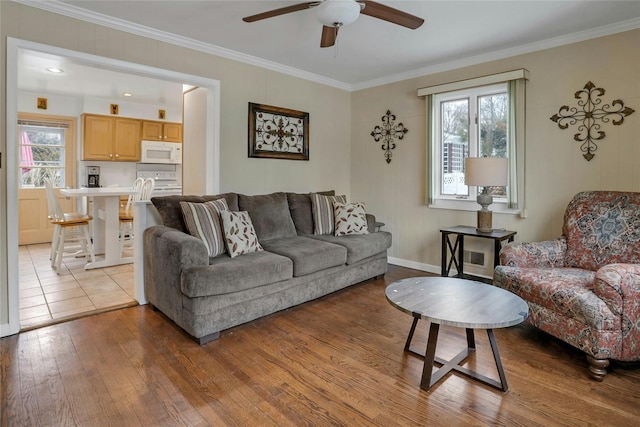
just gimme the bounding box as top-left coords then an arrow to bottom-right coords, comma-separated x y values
119,178 -> 155,255
44,179 -> 95,271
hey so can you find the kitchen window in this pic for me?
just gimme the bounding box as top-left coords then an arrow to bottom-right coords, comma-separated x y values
418,69 -> 528,214
18,120 -> 68,188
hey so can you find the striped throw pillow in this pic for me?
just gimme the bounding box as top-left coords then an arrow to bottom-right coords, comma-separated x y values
180,198 -> 229,257
311,193 -> 347,235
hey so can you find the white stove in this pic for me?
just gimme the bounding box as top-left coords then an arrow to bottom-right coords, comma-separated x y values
136,165 -> 182,196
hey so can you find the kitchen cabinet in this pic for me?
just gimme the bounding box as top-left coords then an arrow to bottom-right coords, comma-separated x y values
82,114 -> 141,161
141,121 -> 182,142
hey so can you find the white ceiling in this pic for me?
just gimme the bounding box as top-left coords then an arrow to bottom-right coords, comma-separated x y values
15,0 -> 640,102
18,49 -> 186,107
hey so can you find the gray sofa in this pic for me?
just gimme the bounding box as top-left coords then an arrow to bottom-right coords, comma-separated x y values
144,191 -> 392,344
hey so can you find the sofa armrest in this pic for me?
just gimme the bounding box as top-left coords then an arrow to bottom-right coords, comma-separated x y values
143,225 -> 209,318
144,225 -> 209,269
595,264 -> 640,358
594,263 -> 640,315
366,213 -> 376,233
499,238 -> 567,268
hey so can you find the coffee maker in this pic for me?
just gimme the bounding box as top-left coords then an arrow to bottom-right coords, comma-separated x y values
86,166 -> 100,188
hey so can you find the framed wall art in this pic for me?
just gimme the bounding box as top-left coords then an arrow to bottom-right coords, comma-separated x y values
248,102 -> 309,160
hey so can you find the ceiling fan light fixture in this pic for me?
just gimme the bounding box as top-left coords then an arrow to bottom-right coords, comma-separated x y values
317,0 -> 360,27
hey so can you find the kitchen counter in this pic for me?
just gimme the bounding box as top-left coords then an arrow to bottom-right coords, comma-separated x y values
61,187 -> 137,269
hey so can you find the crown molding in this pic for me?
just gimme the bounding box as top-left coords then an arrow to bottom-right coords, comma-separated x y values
12,0 -> 352,91
12,1 -> 640,93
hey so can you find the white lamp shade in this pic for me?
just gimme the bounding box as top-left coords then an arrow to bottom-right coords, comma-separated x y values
317,0 -> 361,26
464,157 -> 508,186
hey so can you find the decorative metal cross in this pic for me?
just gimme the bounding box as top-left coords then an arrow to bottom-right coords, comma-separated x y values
550,81 -> 635,161
370,110 -> 408,164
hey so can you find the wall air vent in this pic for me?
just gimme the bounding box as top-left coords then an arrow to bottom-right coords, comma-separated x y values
463,250 -> 485,267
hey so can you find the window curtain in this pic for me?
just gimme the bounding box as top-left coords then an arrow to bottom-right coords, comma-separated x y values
507,78 -> 527,212
507,80 -> 518,209
426,94 -> 435,205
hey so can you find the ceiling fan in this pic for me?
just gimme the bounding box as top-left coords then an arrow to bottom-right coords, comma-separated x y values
243,0 -> 424,48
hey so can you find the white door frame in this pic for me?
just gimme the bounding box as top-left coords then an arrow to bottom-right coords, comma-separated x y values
2,37 -> 221,337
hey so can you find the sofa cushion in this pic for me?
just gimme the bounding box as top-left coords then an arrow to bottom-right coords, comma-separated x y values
152,193 -> 238,232
181,251 -> 293,297
238,192 -> 297,241
310,231 -> 392,265
493,266 -> 618,331
180,198 -> 228,257
287,190 -> 335,236
334,202 -> 369,236
221,210 -> 264,258
311,194 -> 347,235
563,191 -> 640,271
261,236 -> 347,277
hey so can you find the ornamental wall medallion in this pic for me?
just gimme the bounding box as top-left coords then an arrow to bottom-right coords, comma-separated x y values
370,109 -> 408,164
550,81 -> 635,161
248,102 -> 309,160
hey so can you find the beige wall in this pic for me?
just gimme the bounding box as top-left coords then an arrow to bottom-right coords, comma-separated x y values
351,29 -> 640,276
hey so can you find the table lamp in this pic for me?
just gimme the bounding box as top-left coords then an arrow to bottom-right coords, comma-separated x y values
464,157 -> 508,233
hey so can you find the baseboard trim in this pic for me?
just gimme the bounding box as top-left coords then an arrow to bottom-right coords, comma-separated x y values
387,257 -> 493,280
388,257 -> 440,274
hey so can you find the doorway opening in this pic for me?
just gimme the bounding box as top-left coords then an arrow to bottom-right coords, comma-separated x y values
3,37 -> 221,336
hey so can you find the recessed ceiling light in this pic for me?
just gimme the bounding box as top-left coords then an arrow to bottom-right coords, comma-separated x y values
122,92 -> 133,97
46,67 -> 64,74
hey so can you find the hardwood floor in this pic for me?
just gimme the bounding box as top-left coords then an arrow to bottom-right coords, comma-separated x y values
2,265 -> 639,426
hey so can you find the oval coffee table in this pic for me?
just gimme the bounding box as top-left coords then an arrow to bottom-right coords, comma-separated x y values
386,276 -> 528,392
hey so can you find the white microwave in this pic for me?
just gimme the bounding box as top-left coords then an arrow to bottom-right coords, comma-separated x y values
140,141 -> 182,164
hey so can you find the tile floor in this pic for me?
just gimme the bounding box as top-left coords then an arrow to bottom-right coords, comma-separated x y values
19,243 -> 137,330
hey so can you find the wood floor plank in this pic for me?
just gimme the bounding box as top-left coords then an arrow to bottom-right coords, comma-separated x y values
52,321 -> 129,425
112,310 -> 231,426
122,305 -> 273,426
2,265 -> 640,426
223,325 -> 381,425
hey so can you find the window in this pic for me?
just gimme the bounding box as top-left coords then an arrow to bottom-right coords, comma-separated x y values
435,83 -> 507,201
18,122 -> 67,188
418,69 -> 528,213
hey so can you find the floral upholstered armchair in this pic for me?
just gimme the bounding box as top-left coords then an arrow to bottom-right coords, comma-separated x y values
493,191 -> 640,381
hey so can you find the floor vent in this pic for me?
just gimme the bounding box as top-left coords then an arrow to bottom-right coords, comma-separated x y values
464,250 -> 485,266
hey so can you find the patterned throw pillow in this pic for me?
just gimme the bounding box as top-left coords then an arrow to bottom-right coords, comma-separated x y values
334,202 -> 370,236
311,193 -> 347,235
180,199 -> 229,257
221,210 -> 264,258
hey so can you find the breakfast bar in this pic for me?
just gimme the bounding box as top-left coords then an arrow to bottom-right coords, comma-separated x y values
61,187 -> 137,269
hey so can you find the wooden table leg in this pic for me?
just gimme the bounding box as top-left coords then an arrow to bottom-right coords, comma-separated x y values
420,323 -> 440,390
442,232 -> 462,277
416,326 -> 509,392
466,328 -> 475,350
487,329 -> 509,392
404,316 -> 419,351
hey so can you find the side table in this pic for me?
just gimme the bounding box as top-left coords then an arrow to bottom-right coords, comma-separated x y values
441,225 -> 516,283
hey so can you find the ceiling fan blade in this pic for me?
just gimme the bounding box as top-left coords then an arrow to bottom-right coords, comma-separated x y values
360,1 -> 424,29
320,25 -> 338,48
243,2 -> 318,23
